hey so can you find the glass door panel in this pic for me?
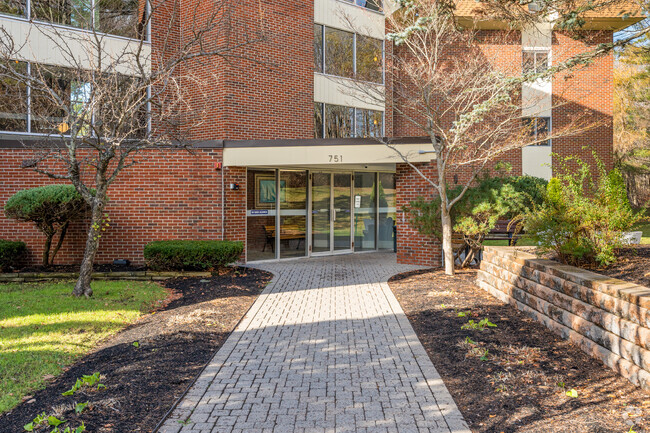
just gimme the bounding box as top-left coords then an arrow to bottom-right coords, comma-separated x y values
378,172 -> 396,249
311,173 -> 331,253
280,170 -> 308,258
354,172 -> 376,251
333,173 -> 352,251
247,169 -> 277,261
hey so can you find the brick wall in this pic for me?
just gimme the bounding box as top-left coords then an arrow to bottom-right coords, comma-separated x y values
0,147 -> 241,266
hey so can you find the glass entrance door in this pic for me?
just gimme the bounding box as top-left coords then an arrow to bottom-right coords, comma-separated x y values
333,173 -> 352,251
311,172 -> 352,254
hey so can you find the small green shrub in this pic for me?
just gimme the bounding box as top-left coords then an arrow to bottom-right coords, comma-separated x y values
4,185 -> 90,265
407,172 -> 547,266
143,240 -> 244,272
0,239 -> 27,272
521,154 -> 647,266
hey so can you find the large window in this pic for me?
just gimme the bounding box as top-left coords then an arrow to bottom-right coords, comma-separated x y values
0,0 -> 145,39
314,102 -> 383,139
314,24 -> 384,84
0,61 -> 148,136
523,50 -> 549,74
523,117 -> 551,146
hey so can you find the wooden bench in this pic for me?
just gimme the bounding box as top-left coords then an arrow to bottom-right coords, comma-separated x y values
483,219 -> 523,246
263,224 -> 306,252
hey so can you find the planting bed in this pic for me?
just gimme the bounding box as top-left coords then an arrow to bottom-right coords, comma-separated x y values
389,268 -> 650,433
0,267 -> 272,433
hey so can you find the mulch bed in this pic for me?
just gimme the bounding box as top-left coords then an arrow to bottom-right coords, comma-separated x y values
590,246 -> 650,287
0,267 -> 273,433
389,268 -> 650,433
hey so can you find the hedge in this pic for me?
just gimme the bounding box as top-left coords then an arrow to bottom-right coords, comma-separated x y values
143,240 -> 244,271
0,240 -> 27,272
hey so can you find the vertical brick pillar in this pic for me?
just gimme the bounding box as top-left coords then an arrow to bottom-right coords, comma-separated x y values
395,162 -> 442,267
223,166 -> 247,261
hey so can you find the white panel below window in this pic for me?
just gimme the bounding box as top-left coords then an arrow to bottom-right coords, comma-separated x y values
522,145 -> 552,180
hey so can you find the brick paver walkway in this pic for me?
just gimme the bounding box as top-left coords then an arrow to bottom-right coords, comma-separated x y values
159,252 -> 469,433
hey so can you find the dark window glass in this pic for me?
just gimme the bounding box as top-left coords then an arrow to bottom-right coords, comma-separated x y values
97,0 -> 142,39
353,0 -> 381,11
523,116 -> 551,146
355,108 -> 383,137
0,61 -> 28,131
324,27 -> 353,78
0,0 -> 26,17
523,50 -> 549,74
314,24 -> 323,73
31,0 -> 93,29
314,102 -> 323,138
325,104 -> 354,138
356,34 -> 382,83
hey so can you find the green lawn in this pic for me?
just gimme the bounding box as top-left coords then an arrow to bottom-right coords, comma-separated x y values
634,221 -> 650,245
0,280 -> 168,414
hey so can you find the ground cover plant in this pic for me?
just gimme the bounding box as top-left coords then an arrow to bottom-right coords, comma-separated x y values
0,280 -> 168,414
389,268 -> 650,433
0,239 -> 27,272
0,268 -> 273,433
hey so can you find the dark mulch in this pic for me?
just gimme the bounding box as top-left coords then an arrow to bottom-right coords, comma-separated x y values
0,267 -> 273,433
591,246 -> 650,287
389,268 -> 650,433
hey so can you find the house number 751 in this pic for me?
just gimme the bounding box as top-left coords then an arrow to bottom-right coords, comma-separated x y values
329,154 -> 343,163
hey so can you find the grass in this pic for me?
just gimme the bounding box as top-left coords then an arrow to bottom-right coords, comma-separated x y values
633,221 -> 650,245
0,280 -> 168,414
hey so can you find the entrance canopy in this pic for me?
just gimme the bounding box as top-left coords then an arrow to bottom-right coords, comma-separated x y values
222,138 -> 436,167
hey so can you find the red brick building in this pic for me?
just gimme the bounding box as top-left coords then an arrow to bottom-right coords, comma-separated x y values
0,0 -> 642,267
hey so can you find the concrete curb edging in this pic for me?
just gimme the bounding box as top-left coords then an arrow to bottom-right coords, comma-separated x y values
0,270 -> 212,282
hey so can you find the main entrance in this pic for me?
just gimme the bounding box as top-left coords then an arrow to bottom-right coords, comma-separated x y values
246,168 -> 396,262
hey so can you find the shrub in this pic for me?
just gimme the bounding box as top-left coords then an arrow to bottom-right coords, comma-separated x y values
4,185 -> 90,266
521,155 -> 646,267
143,240 -> 244,272
407,173 -> 547,266
0,240 -> 27,272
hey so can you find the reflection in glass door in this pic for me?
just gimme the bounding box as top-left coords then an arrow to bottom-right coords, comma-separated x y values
311,173 -> 331,253
333,173 -> 352,251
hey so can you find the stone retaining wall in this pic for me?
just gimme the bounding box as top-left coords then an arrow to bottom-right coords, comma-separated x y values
477,246 -> 650,391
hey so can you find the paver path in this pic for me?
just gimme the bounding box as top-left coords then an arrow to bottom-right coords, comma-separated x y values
159,252 -> 469,433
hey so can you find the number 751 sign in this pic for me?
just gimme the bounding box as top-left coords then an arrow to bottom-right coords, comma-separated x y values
329,154 -> 343,163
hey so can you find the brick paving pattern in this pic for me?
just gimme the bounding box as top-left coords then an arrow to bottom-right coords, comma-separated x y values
159,252 -> 469,433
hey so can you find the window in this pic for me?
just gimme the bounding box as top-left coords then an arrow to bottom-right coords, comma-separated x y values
324,27 -> 354,79
0,61 -> 28,131
314,102 -> 383,138
315,24 -> 384,83
325,104 -> 354,138
0,0 -> 26,17
314,102 -> 323,138
343,0 -> 382,12
355,108 -> 382,137
0,0 -> 146,39
356,34 -> 383,83
314,24 -> 323,73
523,50 -> 549,74
524,117 -> 550,146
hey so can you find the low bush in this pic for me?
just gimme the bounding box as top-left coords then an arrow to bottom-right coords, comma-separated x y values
143,240 -> 244,272
521,154 -> 647,267
4,185 -> 90,265
407,172 -> 547,266
0,239 -> 27,272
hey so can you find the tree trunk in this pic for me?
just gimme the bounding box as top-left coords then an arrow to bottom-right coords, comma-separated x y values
43,233 -> 53,267
72,201 -> 103,297
50,222 -> 69,265
441,207 -> 455,275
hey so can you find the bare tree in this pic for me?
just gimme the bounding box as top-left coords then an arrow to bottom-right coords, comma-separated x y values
344,0 -> 608,275
0,0 -> 266,296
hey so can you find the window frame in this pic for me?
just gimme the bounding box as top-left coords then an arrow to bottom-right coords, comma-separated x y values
523,116 -> 551,146
338,0 -> 383,14
0,0 -> 150,43
0,60 -> 151,137
314,102 -> 384,139
315,24 -> 385,85
522,49 -> 550,75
